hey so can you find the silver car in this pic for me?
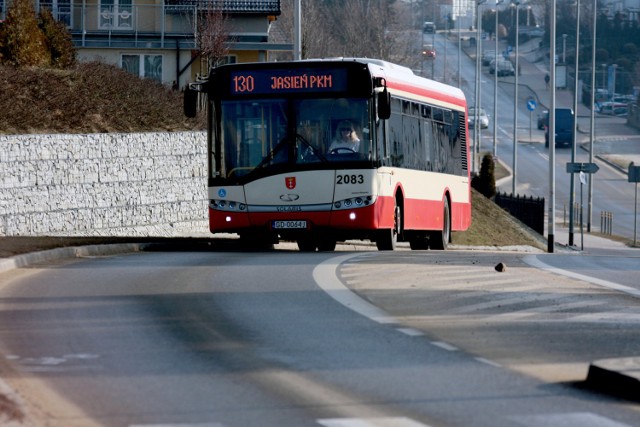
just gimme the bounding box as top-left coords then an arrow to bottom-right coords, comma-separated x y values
468,107 -> 489,129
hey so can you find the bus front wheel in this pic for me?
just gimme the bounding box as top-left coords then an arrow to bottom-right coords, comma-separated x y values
297,237 -> 317,252
376,204 -> 401,251
317,237 -> 337,252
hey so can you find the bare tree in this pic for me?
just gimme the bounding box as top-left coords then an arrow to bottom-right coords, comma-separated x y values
197,7 -> 232,68
275,1 -> 416,68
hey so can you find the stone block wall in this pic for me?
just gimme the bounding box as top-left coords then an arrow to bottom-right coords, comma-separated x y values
0,132 -> 210,237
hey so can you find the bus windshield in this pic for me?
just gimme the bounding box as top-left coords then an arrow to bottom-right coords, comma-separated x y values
220,97 -> 372,179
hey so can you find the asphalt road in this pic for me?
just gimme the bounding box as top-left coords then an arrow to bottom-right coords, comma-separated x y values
1,247 -> 639,427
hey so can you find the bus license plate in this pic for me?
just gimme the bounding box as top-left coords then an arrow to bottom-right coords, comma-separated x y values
272,220 -> 307,229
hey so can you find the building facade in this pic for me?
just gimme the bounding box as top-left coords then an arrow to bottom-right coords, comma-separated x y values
0,0 -> 292,88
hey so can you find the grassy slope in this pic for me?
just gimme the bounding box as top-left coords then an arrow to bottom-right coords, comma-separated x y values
454,189 -> 545,250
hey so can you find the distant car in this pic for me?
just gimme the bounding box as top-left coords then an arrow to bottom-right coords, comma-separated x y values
597,102 -> 629,116
482,50 -> 496,66
537,110 -> 548,129
468,107 -> 489,129
489,59 -> 515,76
423,21 -> 436,33
422,44 -> 436,59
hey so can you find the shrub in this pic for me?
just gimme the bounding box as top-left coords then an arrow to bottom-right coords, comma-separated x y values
471,153 -> 496,199
0,0 -> 50,67
39,8 -> 76,69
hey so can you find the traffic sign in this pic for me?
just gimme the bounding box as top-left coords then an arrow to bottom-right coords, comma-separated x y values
579,171 -> 587,185
526,98 -> 536,111
566,162 -> 600,174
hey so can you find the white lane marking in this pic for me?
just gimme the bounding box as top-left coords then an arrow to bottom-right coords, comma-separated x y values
130,424 -> 225,427
396,327 -> 424,336
523,255 -> 640,298
313,254 -> 397,325
475,357 -> 502,368
318,417 -> 431,427
430,341 -> 458,351
510,412 -> 633,427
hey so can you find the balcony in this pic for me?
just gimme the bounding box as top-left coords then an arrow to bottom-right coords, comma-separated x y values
61,3 -> 276,50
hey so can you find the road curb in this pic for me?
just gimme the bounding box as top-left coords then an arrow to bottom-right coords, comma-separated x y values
0,243 -> 148,274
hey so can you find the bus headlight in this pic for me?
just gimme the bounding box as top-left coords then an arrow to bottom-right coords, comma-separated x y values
332,195 -> 375,210
211,199 -> 246,212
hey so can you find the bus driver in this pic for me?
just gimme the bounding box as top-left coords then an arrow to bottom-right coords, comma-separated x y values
329,120 -> 360,153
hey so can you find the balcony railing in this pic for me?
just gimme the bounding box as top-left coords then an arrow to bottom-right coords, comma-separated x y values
62,4 -> 212,49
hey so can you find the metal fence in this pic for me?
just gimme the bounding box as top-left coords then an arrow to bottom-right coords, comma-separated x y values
494,192 -> 545,235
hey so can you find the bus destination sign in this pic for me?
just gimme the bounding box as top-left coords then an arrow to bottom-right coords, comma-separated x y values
230,68 -> 348,95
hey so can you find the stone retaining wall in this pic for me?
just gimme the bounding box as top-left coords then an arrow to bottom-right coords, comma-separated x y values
0,132 -> 210,237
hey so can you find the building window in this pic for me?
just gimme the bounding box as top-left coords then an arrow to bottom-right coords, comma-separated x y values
100,0 -> 133,30
39,0 -> 72,27
122,54 -> 163,83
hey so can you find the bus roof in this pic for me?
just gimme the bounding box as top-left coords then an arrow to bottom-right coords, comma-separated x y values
303,57 -> 467,110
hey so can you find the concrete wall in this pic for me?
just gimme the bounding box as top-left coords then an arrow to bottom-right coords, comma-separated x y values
0,132 -> 210,237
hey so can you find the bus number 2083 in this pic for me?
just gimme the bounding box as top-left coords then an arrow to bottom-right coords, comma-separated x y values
336,174 -> 364,184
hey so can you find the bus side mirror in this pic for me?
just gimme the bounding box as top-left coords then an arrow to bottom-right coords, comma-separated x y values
378,88 -> 391,120
184,86 -> 198,118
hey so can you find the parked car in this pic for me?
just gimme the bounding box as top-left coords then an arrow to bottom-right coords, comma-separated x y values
468,107 -> 489,129
597,102 -> 629,116
489,59 -> 515,76
537,110 -> 548,129
482,50 -> 496,66
545,108 -> 574,148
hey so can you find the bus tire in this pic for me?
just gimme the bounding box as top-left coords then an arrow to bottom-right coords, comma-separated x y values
240,232 -> 275,251
409,232 -> 429,250
376,204 -> 401,251
317,238 -> 337,252
429,199 -> 451,250
297,237 -> 317,252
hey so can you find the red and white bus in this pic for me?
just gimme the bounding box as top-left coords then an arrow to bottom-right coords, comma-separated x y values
184,58 -> 471,251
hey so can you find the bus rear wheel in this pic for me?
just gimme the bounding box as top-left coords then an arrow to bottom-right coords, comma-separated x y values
429,199 -> 451,250
409,232 -> 429,250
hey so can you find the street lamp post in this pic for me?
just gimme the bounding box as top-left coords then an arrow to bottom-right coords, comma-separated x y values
562,34 -> 567,63
511,0 -> 520,194
588,0 -> 598,232
458,14 -> 462,88
444,18 -> 448,83
569,0 -> 581,246
494,0 -> 504,158
294,0 -> 301,60
549,0 -> 557,253
474,0 -> 487,173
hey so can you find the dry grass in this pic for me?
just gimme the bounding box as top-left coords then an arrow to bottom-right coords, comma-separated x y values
453,189 -> 546,249
0,394 -> 24,424
0,62 -> 205,134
